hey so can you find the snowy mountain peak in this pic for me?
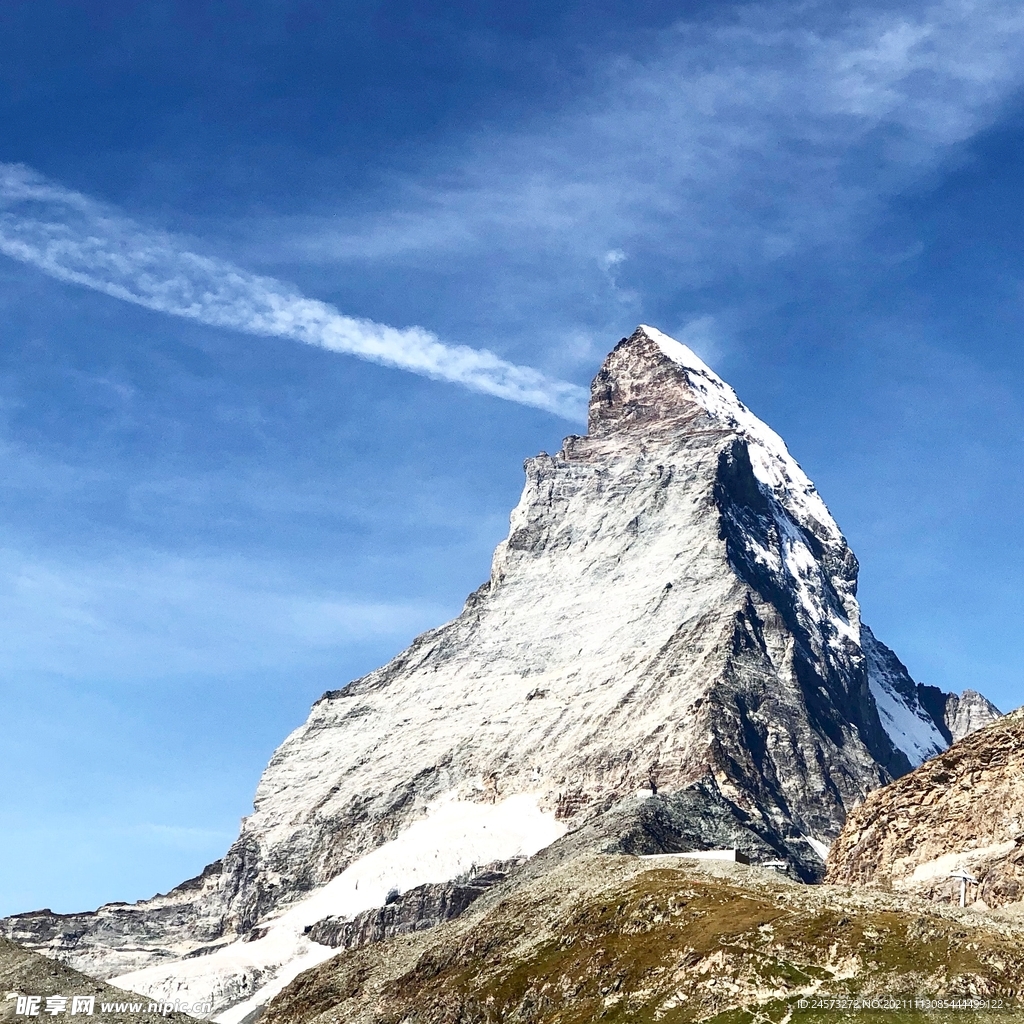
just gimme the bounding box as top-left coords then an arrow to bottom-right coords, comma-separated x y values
592,327 -> 843,551
1,325 -> 1002,1024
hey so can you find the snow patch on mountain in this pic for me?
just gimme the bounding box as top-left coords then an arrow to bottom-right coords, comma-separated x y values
802,835 -> 832,862
862,626 -> 946,766
869,677 -> 945,767
109,794 -> 564,1021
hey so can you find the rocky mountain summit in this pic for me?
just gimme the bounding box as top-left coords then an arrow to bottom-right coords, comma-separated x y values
0,327 -> 997,1021
826,708 -> 1023,907
944,690 -> 1004,742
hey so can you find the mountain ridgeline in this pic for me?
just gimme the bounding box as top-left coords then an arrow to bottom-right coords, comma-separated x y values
1,327 -> 1000,1022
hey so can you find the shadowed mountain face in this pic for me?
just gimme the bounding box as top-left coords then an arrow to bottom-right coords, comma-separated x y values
1,327 -> 995,1022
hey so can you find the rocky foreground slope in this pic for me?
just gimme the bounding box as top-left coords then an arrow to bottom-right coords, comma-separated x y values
0,938 -> 197,1024
257,854 -> 1024,1024
826,708 -> 1024,907
0,327 -> 999,1021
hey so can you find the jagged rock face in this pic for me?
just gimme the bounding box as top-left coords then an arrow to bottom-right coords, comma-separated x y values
305,860 -> 520,951
826,708 -> 1024,907
945,690 -> 1003,742
915,686 -> 1002,746
249,326 -> 903,878
0,863 -> 228,980
229,328 -> 912,902
0,326 -> 992,1020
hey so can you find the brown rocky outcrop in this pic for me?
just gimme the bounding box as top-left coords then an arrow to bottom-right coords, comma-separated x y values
826,708 -> 1024,907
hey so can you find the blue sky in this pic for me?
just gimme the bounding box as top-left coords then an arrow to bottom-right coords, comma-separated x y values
2,0 -> 1024,916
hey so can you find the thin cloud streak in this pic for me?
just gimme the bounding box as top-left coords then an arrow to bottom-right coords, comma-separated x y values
0,164 -> 587,421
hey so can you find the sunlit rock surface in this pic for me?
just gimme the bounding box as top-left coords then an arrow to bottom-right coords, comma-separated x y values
827,707 -> 1023,907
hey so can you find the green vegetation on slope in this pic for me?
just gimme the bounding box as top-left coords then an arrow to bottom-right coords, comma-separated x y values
261,858 -> 1023,1024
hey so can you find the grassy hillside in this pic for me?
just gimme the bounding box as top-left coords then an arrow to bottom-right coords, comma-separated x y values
261,857 -> 1023,1024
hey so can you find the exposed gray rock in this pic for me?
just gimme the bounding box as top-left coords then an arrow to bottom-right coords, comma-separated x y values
304,860 -> 521,950
0,861 -> 227,979
944,689 -> 1003,742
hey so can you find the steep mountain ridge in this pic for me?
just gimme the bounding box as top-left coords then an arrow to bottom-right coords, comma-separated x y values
1,327 -> 994,1022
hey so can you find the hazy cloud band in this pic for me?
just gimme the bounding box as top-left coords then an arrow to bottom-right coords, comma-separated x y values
0,164 -> 587,421
270,0 -> 1024,366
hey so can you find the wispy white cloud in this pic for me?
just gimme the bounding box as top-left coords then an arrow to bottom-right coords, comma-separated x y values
263,0 -> 1024,359
0,546 -> 451,679
0,164 -> 587,421
3,1 -> 1020,401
